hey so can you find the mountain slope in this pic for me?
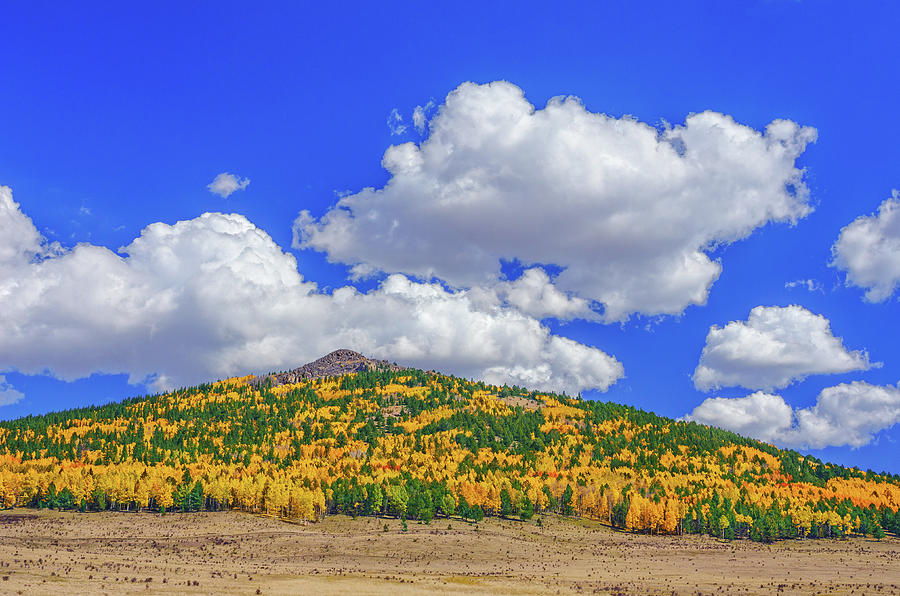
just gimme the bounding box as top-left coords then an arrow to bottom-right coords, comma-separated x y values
0,352 -> 898,541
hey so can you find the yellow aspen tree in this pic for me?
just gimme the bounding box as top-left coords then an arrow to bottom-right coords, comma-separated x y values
625,494 -> 642,532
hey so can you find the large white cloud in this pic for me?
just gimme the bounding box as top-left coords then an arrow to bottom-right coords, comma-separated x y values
295,80 -> 817,322
693,305 -> 872,391
684,381 -> 900,449
0,186 -> 622,395
831,190 -> 900,302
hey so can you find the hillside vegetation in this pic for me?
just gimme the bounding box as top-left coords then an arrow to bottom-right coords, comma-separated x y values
1,358 -> 898,542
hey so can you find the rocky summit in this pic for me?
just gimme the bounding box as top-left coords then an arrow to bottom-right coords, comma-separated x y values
250,349 -> 400,387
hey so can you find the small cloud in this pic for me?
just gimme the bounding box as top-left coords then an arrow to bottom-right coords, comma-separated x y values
491,267 -> 598,321
785,278 -> 823,293
413,100 -> 435,133
79,206 -> 92,216
0,376 -> 24,406
693,305 -> 873,392
349,263 -> 379,281
207,172 -> 250,198
387,108 -> 407,136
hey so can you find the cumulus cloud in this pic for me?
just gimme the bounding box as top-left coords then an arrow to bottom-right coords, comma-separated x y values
0,376 -> 24,407
387,108 -> 407,135
684,391 -> 793,445
0,186 -> 51,274
693,305 -> 872,391
0,186 -> 622,395
831,190 -> 900,302
295,81 -> 817,322
684,381 -> 900,449
469,268 -> 597,321
207,172 -> 250,198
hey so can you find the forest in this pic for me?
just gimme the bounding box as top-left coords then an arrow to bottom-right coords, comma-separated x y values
0,367 -> 898,542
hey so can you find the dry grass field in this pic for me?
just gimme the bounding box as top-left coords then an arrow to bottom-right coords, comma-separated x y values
0,509 -> 897,595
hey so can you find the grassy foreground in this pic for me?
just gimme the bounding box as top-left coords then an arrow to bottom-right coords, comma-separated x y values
0,508 -> 897,595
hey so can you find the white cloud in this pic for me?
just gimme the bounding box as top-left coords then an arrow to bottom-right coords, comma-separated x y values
785,278 -> 823,293
831,190 -> 900,302
295,81 -> 817,322
207,172 -> 250,198
469,268 -> 597,321
0,186 -> 49,276
683,391 -> 794,445
412,100 -> 435,133
684,381 -> 900,449
0,375 -> 24,407
0,186 -> 623,396
693,305 -> 872,391
387,108 -> 407,135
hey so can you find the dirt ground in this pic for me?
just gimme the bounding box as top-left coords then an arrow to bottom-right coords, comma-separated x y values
0,509 -> 897,595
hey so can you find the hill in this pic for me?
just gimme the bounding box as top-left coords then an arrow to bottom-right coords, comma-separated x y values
0,351 -> 898,541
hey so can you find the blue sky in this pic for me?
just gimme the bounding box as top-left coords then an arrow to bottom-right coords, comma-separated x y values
1,2 -> 899,473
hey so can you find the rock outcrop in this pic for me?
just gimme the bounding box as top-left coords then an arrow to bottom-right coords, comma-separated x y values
249,349 -> 400,387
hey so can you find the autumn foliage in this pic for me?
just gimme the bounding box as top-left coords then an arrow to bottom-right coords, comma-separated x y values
0,368 -> 897,541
